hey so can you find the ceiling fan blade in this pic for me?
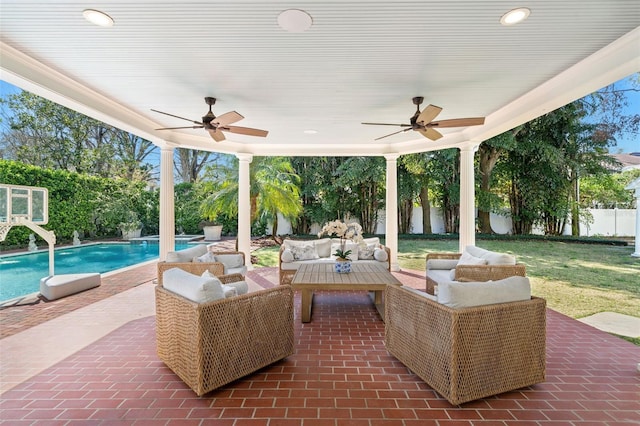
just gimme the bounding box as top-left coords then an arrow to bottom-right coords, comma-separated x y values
374,128 -> 411,141
429,117 -> 485,128
155,125 -> 204,130
224,126 -> 269,137
214,111 -> 244,126
208,128 -> 226,142
416,104 -> 443,125
362,122 -> 411,127
418,127 -> 443,141
151,109 -> 202,125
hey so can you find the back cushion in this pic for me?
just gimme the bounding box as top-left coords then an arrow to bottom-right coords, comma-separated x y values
437,276 -> 531,308
465,245 -> 516,265
315,238 -> 332,258
163,267 -> 225,303
166,244 -> 208,263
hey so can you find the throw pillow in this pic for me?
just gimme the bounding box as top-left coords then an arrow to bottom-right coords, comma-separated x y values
437,276 -> 531,308
201,270 -> 249,295
457,251 -> 487,266
163,267 -> 224,303
281,248 -> 295,263
194,252 -> 217,263
290,244 -> 319,261
221,285 -> 238,298
358,243 -> 377,260
374,248 -> 388,262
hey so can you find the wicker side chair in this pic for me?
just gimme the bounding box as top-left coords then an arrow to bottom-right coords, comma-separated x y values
157,261 -> 225,281
155,268 -> 294,396
384,285 -> 546,405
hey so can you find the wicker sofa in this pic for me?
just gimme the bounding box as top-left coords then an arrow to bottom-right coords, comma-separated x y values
385,281 -> 546,405
155,264 -> 294,396
278,237 -> 391,285
425,245 -> 526,295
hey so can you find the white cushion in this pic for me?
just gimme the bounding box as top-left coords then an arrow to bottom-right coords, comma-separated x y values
201,270 -> 249,295
281,248 -> 294,263
465,245 -> 516,265
214,254 -> 244,269
315,238 -> 332,258
163,267 -> 224,303
194,252 -> 217,263
330,242 -> 359,261
221,285 -> 238,298
165,244 -> 208,263
427,259 -> 460,270
374,248 -> 388,262
362,237 -> 380,246
437,276 -> 531,309
457,251 -> 487,266
290,244 -> 319,261
358,243 -> 377,260
225,266 -> 248,276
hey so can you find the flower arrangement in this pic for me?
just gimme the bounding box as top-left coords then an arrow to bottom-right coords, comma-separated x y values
318,219 -> 364,260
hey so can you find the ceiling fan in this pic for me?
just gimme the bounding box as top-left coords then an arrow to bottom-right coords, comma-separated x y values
362,96 -> 485,141
151,97 -> 268,142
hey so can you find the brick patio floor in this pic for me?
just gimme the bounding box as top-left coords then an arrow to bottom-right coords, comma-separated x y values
0,264 -> 639,425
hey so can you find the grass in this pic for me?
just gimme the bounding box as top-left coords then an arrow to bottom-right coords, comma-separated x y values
254,238 -> 640,320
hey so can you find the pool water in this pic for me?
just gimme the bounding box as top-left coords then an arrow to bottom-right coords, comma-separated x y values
0,242 -> 192,302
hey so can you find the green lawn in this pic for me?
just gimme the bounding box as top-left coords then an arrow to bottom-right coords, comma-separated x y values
254,238 -> 640,323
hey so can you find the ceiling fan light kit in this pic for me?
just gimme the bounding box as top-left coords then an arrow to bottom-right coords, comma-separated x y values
362,97 -> 485,141
153,97 -> 269,142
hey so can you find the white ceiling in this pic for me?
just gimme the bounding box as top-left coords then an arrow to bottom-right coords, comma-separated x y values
1,1 -> 639,156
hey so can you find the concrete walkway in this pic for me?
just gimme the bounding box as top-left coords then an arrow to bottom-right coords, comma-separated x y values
578,311 -> 640,338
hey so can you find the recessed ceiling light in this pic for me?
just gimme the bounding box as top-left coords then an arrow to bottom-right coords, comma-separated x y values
500,7 -> 530,26
303,129 -> 318,134
83,9 -> 114,27
278,9 -> 313,33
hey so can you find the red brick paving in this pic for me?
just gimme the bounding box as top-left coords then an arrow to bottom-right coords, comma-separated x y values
0,265 -> 639,425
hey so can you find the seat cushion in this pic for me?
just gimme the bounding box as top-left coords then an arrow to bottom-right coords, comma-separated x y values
437,276 -> 531,308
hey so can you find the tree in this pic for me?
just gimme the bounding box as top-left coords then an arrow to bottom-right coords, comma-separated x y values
476,130 -> 519,233
200,156 -> 302,238
430,149 -> 460,233
400,153 -> 435,234
0,90 -> 157,182
174,148 -> 218,183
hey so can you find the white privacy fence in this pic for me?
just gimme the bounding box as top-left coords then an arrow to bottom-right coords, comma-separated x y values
273,208 -> 637,237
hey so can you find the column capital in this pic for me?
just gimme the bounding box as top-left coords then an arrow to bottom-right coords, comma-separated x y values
236,153 -> 253,163
458,142 -> 480,153
384,153 -> 400,161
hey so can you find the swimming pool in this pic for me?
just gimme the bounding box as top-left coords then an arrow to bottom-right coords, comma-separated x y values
0,242 -> 192,302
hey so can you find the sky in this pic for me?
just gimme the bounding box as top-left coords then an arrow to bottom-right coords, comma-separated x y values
1,76 -> 639,154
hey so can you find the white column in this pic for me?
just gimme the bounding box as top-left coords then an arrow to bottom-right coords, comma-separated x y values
385,154 -> 400,271
633,187 -> 640,257
458,144 -> 478,253
159,146 -> 175,261
237,153 -> 253,270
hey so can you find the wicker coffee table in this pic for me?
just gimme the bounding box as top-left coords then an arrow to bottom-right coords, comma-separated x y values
291,263 -> 402,322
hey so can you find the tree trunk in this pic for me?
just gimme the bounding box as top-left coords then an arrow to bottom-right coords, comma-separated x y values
477,144 -> 501,234
398,198 -> 413,234
418,186 -> 432,234
570,168 -> 580,236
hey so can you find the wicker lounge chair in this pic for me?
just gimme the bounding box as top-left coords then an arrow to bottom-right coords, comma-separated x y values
384,285 -> 546,405
155,267 -> 294,396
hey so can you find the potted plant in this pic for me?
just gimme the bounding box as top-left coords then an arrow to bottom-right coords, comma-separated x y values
119,211 -> 143,240
317,219 -> 364,273
199,219 -> 223,241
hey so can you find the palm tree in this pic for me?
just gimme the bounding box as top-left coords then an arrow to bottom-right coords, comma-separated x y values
200,156 -> 302,238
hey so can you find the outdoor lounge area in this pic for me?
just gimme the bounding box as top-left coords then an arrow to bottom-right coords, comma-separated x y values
1,262 -> 638,425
